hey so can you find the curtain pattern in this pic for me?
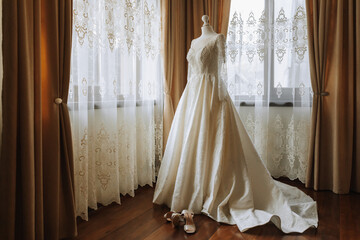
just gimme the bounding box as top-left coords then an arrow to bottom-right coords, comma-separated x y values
226,0 -> 312,182
70,0 -> 163,220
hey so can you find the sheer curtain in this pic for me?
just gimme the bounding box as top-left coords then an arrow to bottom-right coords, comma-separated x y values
226,0 -> 312,182
70,0 -> 163,220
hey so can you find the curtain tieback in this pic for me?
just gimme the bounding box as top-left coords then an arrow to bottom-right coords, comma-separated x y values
314,92 -> 329,96
54,98 -> 63,104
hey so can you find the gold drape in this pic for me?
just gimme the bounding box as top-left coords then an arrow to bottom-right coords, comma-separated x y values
161,0 -> 231,148
306,0 -> 360,193
0,0 -> 77,239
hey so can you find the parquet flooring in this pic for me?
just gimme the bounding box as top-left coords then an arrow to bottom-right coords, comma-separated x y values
73,178 -> 360,240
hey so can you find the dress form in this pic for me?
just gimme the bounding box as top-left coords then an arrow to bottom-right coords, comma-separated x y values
200,15 -> 217,37
153,12 -> 318,233
192,15 -> 218,50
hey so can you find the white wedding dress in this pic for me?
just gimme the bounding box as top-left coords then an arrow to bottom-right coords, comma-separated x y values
153,33 -> 318,233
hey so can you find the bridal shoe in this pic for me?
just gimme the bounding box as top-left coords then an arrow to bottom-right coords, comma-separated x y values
181,210 -> 196,234
170,213 -> 184,228
164,211 -> 175,221
164,211 -> 184,228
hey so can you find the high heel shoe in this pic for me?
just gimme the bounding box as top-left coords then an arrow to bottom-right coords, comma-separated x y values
164,211 -> 184,227
170,213 -> 184,228
181,210 -> 196,234
164,211 -> 175,221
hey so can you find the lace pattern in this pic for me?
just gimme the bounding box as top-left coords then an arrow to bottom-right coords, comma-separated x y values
70,0 -> 163,220
186,34 -> 228,101
227,5 -> 307,64
237,107 -> 311,182
226,0 -> 312,182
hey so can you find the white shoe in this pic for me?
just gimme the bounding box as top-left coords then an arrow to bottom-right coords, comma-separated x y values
163,211 -> 175,221
181,210 -> 196,234
164,211 -> 184,228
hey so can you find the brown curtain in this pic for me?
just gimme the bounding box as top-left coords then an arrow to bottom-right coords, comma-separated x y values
0,0 -> 77,239
161,0 -> 231,147
306,0 -> 360,193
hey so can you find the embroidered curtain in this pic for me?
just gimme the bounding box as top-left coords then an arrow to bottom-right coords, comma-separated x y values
226,0 -> 312,182
70,0 -> 163,220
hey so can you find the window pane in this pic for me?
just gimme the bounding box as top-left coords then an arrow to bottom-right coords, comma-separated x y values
273,0 -> 311,90
227,0 -> 266,99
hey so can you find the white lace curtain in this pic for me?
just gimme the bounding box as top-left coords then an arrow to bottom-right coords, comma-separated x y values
69,0 -> 163,220
226,0 -> 312,182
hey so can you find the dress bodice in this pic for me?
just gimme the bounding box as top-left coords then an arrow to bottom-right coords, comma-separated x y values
186,34 -> 226,76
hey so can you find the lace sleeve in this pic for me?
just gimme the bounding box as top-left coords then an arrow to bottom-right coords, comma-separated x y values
217,34 -> 228,101
186,41 -> 194,83
217,34 -> 226,63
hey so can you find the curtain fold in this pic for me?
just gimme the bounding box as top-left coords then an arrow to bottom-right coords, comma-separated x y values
0,1 -> 42,238
41,0 -> 77,237
354,0 -> 360,192
207,0 -> 231,36
306,0 -> 360,193
0,0 -> 77,239
161,0 -> 231,148
0,0 -> 2,154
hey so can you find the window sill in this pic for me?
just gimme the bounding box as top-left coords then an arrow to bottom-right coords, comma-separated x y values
237,101 -> 312,107
67,99 -> 157,111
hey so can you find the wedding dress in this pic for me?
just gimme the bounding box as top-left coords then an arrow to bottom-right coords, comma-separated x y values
153,22 -> 318,233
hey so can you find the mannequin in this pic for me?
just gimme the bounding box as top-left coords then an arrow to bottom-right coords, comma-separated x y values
200,15 -> 217,37
192,15 -> 218,50
154,14 -> 318,234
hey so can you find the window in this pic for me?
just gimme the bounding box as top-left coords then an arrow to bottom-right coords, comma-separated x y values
226,0 -> 313,182
227,0 -> 312,107
69,0 -> 163,220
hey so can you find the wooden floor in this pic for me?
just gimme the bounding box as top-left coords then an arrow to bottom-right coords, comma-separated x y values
73,178 -> 360,240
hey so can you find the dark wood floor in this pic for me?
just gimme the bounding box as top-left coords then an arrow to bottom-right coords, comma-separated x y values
73,178 -> 360,240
